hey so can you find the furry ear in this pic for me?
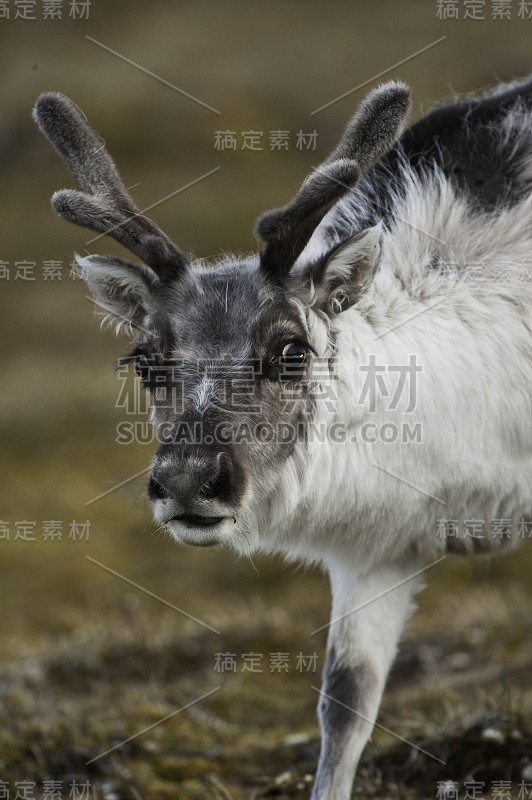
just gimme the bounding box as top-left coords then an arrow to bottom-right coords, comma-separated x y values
76,254 -> 158,333
310,225 -> 382,313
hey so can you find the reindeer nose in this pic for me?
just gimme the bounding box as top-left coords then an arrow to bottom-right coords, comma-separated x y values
148,448 -> 233,510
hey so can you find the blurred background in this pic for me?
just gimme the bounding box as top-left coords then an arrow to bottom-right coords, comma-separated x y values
1,1 -> 531,798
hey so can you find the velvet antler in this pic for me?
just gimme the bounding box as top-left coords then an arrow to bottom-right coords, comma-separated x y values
33,92 -> 188,282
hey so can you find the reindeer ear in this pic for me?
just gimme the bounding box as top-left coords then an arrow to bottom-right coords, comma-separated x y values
310,224 -> 382,314
76,254 -> 158,333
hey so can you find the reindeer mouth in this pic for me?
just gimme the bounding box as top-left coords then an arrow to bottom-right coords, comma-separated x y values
167,514 -> 230,548
171,514 -> 225,528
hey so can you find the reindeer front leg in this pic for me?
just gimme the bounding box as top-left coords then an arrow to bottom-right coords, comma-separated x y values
310,558 -> 423,800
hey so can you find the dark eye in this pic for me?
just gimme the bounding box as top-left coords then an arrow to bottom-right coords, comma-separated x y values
281,342 -> 307,365
134,353 -> 150,378
133,353 -> 160,389
266,341 -> 309,381
120,349 -> 162,389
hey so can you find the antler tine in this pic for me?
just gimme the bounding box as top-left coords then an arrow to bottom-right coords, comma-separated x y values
323,81 -> 412,171
255,81 -> 412,281
33,92 -> 188,281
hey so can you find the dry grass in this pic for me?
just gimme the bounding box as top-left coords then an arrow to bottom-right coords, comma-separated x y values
1,549 -> 531,798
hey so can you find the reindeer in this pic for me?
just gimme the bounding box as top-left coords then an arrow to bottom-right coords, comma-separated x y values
33,78 -> 532,799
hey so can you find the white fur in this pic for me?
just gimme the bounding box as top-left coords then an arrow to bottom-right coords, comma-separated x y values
247,171 -> 532,571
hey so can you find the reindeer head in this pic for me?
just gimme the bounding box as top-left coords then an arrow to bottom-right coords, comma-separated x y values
33,85 -> 411,551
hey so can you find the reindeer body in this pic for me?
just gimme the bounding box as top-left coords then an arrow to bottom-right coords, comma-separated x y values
34,78 -> 532,800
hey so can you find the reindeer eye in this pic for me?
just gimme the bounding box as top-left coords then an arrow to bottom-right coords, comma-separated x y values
281,342 -> 307,364
265,340 -> 310,380
134,354 -> 149,376
269,341 -> 308,380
